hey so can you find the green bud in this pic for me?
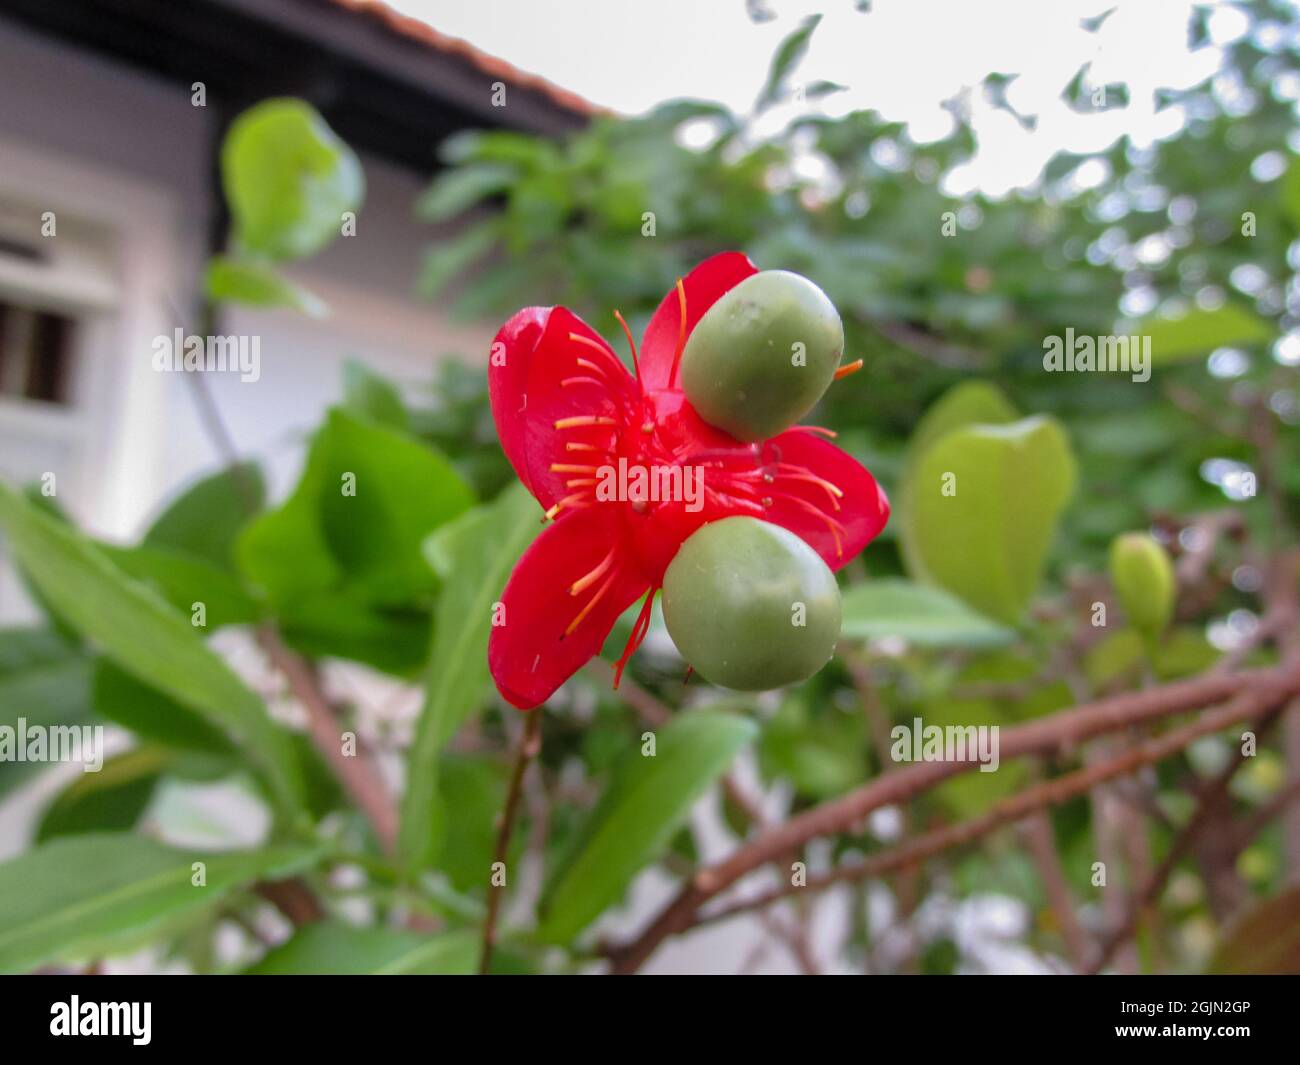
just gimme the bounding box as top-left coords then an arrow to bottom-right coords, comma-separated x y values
1109,532 -> 1175,642
681,270 -> 844,442
662,516 -> 842,691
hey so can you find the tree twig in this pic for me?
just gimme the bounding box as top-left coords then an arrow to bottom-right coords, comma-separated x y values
259,628 -> 400,853
686,685 -> 1286,933
607,662 -> 1300,973
1086,705 -> 1285,973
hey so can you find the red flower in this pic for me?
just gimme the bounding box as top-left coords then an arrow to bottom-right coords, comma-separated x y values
487,252 -> 889,709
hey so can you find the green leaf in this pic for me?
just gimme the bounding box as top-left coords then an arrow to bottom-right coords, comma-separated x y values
0,835 -> 321,972
537,710 -> 757,944
758,693 -> 866,800
0,633 -> 93,798
898,382 -> 1019,582
269,594 -> 432,676
0,627 -> 78,675
908,417 -> 1077,625
416,163 -> 516,222
1209,885 -> 1300,974
400,484 -> 541,869
204,256 -> 326,316
416,221 -> 498,298
238,407 -> 473,615
36,747 -> 170,841
144,463 -> 265,570
424,755 -> 509,892
247,922 -> 478,975
0,482 -> 306,816
342,359 -> 409,432
1139,304 -> 1274,363
222,98 -> 363,261
755,14 -> 822,113
840,578 -> 1017,648
92,659 -> 234,754
98,543 -> 261,630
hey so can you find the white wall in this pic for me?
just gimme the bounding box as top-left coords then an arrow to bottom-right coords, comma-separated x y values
0,17 -> 493,551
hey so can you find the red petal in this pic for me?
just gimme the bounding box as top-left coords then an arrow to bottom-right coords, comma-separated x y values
488,307 -> 634,509
489,508 -> 649,709
639,251 -> 759,392
763,430 -> 890,572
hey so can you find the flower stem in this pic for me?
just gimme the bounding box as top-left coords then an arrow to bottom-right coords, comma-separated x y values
479,709 -> 543,975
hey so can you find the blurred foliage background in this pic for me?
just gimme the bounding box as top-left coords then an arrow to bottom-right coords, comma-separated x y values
0,0 -> 1298,975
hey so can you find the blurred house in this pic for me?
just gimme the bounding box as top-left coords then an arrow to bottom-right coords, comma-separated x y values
0,0 -> 591,621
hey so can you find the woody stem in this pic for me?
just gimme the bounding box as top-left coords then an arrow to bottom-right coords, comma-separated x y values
479,709 -> 544,974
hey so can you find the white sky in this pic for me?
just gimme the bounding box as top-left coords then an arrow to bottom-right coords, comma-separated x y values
390,0 -> 1269,194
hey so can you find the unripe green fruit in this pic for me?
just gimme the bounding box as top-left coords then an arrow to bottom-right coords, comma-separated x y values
662,516 -> 842,691
680,270 -> 844,442
1109,532 -> 1175,642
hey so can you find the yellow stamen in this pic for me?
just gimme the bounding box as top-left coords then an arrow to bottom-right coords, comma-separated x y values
543,491 -> 593,521
550,463 -> 600,473
564,571 -> 618,636
568,333 -> 625,375
834,358 -> 864,381
668,278 -> 687,385
554,416 -> 617,429
569,547 -> 616,596
577,357 -> 613,377
614,309 -> 640,382
791,425 -> 838,439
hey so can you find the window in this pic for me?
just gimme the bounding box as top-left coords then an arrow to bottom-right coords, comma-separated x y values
0,299 -> 78,406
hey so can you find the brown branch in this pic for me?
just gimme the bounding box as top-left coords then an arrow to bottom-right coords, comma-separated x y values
687,685 -> 1285,933
607,662 -> 1300,973
255,877 -> 325,926
259,629 -> 400,853
1021,807 -> 1091,967
479,708 -> 543,975
1087,706 -> 1285,973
